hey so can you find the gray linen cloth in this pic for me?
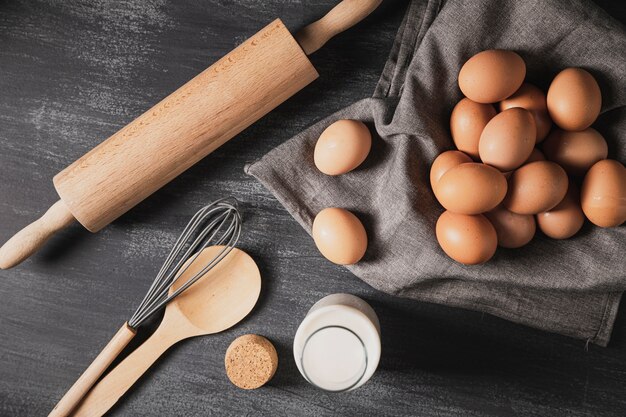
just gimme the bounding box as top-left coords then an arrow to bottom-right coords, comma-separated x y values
247,0 -> 626,346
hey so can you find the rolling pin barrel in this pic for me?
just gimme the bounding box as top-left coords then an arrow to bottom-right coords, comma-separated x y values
53,19 -> 318,233
0,0 -> 382,269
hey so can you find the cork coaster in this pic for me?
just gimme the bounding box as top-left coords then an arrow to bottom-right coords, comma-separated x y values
225,334 -> 278,389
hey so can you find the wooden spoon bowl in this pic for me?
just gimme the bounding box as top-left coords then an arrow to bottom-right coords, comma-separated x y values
169,246 -> 261,333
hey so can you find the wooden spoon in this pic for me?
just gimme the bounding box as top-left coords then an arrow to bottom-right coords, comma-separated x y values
69,246 -> 261,417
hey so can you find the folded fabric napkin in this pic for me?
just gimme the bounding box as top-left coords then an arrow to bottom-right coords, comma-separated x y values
247,0 -> 626,346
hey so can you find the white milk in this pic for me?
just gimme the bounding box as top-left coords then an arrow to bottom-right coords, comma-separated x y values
293,294 -> 381,392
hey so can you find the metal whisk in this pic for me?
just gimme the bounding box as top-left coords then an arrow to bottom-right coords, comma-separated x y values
51,197 -> 242,417
128,197 -> 241,328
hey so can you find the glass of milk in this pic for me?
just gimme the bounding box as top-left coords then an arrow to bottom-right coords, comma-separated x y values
293,293 -> 381,392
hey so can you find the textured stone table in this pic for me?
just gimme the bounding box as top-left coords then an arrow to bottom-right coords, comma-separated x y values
0,1 -> 624,416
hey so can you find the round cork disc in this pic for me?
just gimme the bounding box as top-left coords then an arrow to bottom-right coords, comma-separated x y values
225,334 -> 278,389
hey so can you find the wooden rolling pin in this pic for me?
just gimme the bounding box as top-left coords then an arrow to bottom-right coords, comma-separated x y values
0,0 -> 382,269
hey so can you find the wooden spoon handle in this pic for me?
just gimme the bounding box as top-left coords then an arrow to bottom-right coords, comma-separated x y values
49,323 -> 136,417
294,0 -> 382,55
0,199 -> 75,269
70,325 -> 180,417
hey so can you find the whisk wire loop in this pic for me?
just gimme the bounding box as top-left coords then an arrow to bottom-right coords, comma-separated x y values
128,198 -> 241,329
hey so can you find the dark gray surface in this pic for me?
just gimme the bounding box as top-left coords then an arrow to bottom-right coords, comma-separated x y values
0,1 -> 624,416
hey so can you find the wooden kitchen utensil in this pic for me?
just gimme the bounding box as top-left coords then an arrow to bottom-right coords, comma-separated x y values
64,245 -> 261,417
49,200 -> 244,417
0,0 -> 382,269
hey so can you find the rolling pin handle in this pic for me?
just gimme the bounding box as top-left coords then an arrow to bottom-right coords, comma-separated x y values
0,199 -> 75,269
294,0 -> 383,55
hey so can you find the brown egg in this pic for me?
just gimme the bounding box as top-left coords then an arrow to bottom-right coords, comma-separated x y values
312,208 -> 367,265
485,205 -> 536,248
458,50 -> 526,103
581,159 -> 626,227
536,182 -> 584,239
525,148 -> 546,164
435,163 -> 507,214
547,68 -> 602,131
503,161 -> 568,214
500,83 -> 552,142
542,128 -> 608,176
430,150 -> 472,190
450,98 -> 497,159
436,211 -> 497,265
314,120 -> 371,176
479,108 -> 536,171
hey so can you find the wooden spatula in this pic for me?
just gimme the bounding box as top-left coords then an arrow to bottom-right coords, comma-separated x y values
0,0 -> 382,269
67,246 -> 261,417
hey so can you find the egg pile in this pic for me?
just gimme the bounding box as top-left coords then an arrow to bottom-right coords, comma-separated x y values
432,49 -> 626,265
